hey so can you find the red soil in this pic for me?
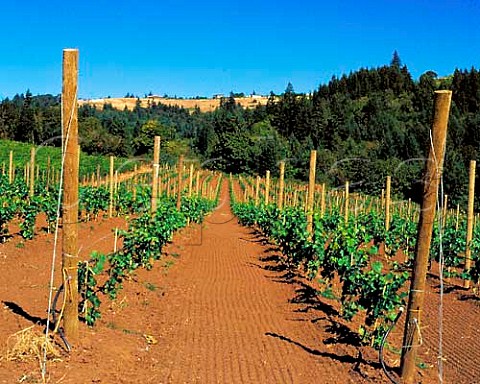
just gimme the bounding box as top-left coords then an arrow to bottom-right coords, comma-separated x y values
0,183 -> 479,383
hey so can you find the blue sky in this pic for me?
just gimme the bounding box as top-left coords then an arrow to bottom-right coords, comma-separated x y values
0,0 -> 479,99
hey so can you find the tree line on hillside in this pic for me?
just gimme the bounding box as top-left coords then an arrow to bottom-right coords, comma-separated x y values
1,52 -> 480,208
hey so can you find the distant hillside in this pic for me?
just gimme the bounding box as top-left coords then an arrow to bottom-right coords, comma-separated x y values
78,96 -> 269,112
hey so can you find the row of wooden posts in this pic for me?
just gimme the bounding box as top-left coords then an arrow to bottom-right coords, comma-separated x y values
237,90 -> 456,383
2,147 -> 219,217
238,154 -> 478,274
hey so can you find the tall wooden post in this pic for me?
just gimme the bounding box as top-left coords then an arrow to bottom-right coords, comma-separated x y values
278,161 -> 285,210
465,160 -> 476,289
61,48 -> 79,343
151,136 -> 161,214
306,150 -> 317,235
401,90 -> 452,383
109,156 -> 114,217
176,155 -> 184,211
264,170 -> 270,205
385,176 -> 391,231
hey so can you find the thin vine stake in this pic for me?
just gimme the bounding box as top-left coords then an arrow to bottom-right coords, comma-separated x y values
385,176 -> 391,231
401,90 -> 452,384
188,163 -> 194,198
344,181 -> 349,223
255,175 -> 260,207
109,156 -> 114,218
306,150 -> 317,235
151,136 -> 161,214
320,183 -> 326,217
265,170 -> 270,205
442,194 -> 448,228
465,160 -> 476,289
133,164 -> 137,201
278,161 -> 285,210
176,155 -> 184,211
96,164 -> 101,187
29,147 -> 35,197
114,228 -> 118,253
195,170 -> 201,196
456,204 -> 460,231
8,150 -> 13,184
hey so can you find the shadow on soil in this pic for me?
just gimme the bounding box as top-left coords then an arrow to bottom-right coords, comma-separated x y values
248,230 -> 389,378
265,332 -> 382,372
2,301 -> 48,327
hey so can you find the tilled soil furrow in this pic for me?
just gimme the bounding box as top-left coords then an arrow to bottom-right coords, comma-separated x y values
145,183 -> 365,384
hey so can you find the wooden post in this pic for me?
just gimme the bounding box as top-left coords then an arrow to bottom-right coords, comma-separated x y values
344,181 -> 349,223
61,48 -> 80,343
320,183 -> 326,217
442,194 -> 448,228
133,164 -> 137,201
151,136 -> 161,214
264,170 -> 270,205
195,171 -> 201,196
114,228 -> 119,253
29,148 -> 35,197
455,204 -> 460,231
306,150 -> 317,235
176,155 -> 184,211
109,156 -> 114,217
46,156 -> 51,188
114,170 -> 118,195
401,90 -> 452,384
385,176 -> 391,231
255,176 -> 260,207
8,150 -> 13,184
278,161 -> 285,210
96,164 -> 101,187
465,160 -> 476,289
188,163 -> 194,198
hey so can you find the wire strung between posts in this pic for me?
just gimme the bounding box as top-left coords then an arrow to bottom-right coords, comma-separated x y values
41,86 -> 77,379
429,128 -> 445,384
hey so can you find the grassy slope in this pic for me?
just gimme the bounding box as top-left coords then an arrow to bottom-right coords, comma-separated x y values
0,139 -> 142,177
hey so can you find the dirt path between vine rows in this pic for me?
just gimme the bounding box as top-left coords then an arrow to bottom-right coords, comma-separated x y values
1,181 -> 480,383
